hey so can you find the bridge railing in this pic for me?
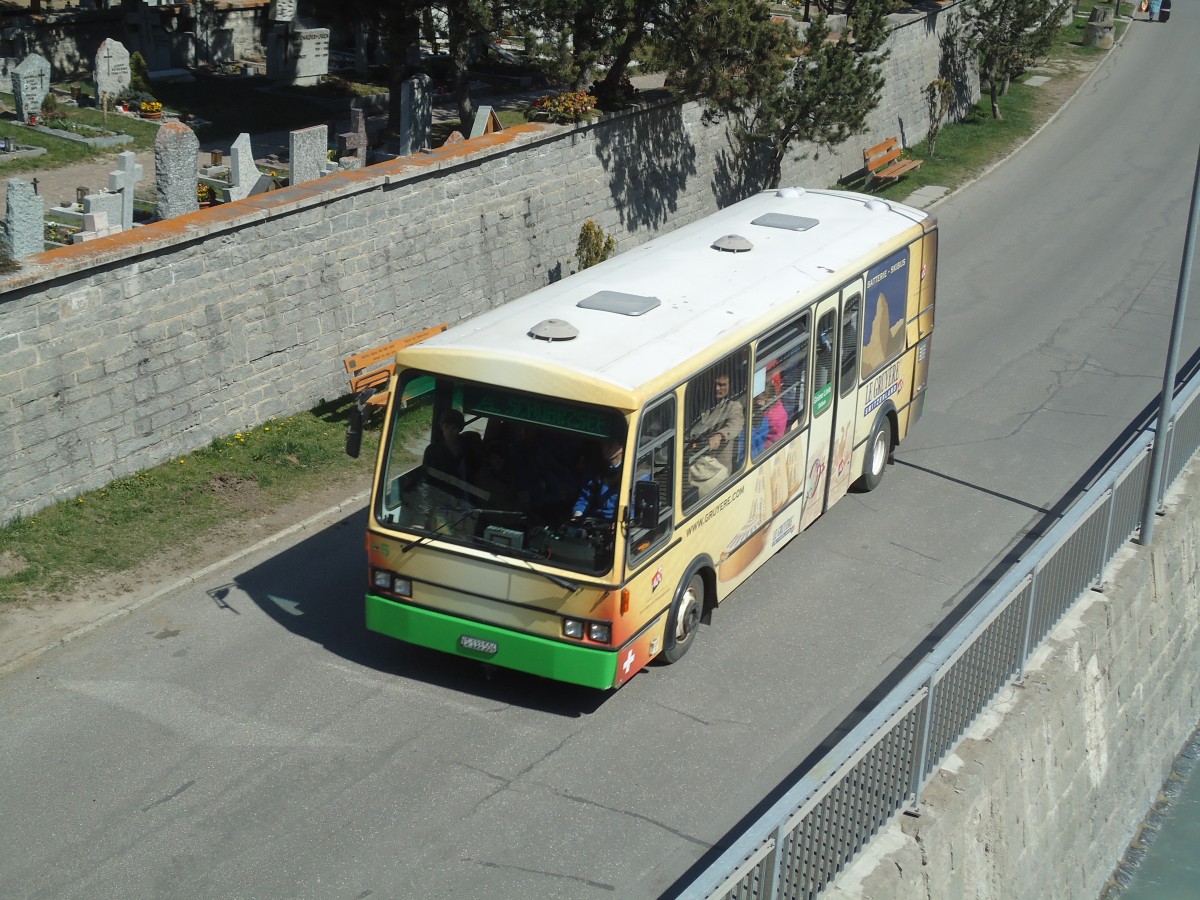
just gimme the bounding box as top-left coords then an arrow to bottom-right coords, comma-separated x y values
679,374 -> 1200,900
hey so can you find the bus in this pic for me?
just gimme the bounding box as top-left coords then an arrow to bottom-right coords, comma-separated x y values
347,187 -> 937,689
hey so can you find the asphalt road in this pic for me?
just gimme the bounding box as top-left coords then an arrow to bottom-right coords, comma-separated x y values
3,16 -> 1199,900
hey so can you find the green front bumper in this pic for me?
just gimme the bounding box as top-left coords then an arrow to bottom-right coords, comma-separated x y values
366,594 -> 619,689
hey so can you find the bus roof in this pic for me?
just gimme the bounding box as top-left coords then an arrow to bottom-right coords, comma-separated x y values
398,188 -> 933,410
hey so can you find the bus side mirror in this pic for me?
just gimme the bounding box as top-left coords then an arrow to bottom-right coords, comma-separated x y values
344,388 -> 377,459
633,479 -> 660,530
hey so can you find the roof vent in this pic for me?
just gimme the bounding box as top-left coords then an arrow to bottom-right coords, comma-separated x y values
577,290 -> 661,316
864,199 -> 890,212
776,187 -> 804,198
712,234 -> 753,253
752,213 -> 819,232
528,318 -> 579,341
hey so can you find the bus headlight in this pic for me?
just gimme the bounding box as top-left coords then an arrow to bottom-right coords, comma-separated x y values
587,622 -> 611,644
373,569 -> 391,590
392,576 -> 412,596
373,570 -> 412,597
563,618 -> 584,639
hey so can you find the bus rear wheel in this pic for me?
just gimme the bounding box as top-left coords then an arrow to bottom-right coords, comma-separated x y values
662,573 -> 704,664
858,417 -> 892,492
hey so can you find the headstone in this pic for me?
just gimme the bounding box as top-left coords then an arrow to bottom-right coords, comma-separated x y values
94,38 -> 131,103
4,178 -> 44,258
289,124 -> 327,186
292,27 -> 330,86
154,122 -> 200,219
443,131 -> 465,147
224,133 -> 260,202
399,74 -> 433,156
469,105 -> 502,139
83,191 -> 125,234
71,210 -> 121,243
337,108 -> 368,167
12,53 -> 51,123
106,151 -> 144,232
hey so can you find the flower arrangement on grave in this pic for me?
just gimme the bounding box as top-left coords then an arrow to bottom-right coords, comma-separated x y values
196,182 -> 215,204
526,90 -> 598,124
140,100 -> 163,117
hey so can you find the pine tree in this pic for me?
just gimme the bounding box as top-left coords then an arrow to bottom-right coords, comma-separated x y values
965,0 -> 1072,119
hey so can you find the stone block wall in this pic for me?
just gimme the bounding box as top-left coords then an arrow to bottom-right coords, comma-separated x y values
0,2 -> 977,525
826,459 -> 1200,900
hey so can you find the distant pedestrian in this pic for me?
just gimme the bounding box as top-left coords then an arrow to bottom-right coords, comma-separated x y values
1147,0 -> 1163,20
1159,0 -> 1171,22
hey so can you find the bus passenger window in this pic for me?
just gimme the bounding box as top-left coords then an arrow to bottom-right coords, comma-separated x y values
812,309 -> 836,417
840,296 -> 859,397
752,314 -> 810,459
684,350 -> 749,511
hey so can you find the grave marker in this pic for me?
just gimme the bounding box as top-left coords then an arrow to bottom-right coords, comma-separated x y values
4,178 -> 44,258
399,74 -> 433,157
94,39 -> 131,103
155,122 -> 200,219
469,105 -> 502,139
289,124 -> 327,186
224,133 -> 262,202
337,108 -> 368,167
12,54 -> 51,123
106,151 -> 144,231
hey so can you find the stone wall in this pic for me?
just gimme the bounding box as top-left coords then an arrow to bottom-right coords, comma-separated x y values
0,2 -> 977,525
826,458 -> 1200,900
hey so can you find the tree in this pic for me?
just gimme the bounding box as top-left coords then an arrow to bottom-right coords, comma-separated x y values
662,0 -> 890,189
964,0 -> 1071,119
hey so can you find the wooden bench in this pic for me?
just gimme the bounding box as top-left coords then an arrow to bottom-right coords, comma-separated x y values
343,323 -> 449,407
863,137 -> 922,189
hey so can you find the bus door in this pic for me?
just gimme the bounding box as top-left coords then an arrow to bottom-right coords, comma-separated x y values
826,281 -> 864,505
799,296 -> 840,529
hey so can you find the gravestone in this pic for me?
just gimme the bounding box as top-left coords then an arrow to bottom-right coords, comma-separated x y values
398,74 -> 433,156
71,210 -> 121,244
4,178 -> 44,258
106,151 -> 144,232
12,53 -> 51,123
289,124 -> 327,186
269,0 -> 297,20
94,38 -> 131,105
469,105 -> 502,139
292,27 -> 330,86
337,108 -> 368,167
224,133 -> 263,202
83,191 -> 125,235
154,122 -> 200,219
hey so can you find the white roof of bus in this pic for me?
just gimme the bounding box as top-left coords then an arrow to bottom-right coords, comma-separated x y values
398,188 -> 932,409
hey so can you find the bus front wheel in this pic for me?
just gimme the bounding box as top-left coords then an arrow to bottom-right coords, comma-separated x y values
662,573 -> 704,664
858,416 -> 892,492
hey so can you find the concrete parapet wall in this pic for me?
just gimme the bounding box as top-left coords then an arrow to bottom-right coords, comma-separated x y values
0,3 -> 977,525
826,458 -> 1200,900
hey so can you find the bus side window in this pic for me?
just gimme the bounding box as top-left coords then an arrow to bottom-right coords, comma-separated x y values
840,295 -> 859,397
812,309 -> 836,418
752,313 -> 810,459
630,396 -> 675,562
683,350 -> 749,512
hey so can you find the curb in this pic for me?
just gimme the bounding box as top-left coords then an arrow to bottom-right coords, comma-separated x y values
0,490 -> 369,677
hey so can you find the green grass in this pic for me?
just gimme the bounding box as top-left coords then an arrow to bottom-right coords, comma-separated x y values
0,399 -> 382,605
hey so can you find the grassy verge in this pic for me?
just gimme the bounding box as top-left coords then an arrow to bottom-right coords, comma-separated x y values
0,399 -> 381,605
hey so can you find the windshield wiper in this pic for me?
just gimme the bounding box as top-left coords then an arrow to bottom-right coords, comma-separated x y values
401,506 -> 477,553
465,535 -> 581,592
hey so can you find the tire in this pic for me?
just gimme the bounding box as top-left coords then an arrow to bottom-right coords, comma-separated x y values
662,572 -> 704,664
858,416 -> 892,492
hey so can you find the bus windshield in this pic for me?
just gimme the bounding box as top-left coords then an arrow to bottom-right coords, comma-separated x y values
376,370 -> 629,575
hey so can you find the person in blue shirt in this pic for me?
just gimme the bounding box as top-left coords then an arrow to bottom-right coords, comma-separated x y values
571,439 -> 624,522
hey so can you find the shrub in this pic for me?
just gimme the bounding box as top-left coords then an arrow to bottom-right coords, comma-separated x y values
526,90 -> 598,124
576,220 -> 616,270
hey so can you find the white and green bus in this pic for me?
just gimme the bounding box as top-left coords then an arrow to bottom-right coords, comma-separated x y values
349,187 -> 937,689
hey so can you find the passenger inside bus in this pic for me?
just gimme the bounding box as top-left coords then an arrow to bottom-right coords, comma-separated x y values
422,409 -> 482,502
687,369 -> 745,502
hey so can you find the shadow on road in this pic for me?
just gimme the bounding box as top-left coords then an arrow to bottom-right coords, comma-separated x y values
230,504 -> 606,717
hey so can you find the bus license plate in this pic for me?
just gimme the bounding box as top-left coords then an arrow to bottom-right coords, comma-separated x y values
458,635 -> 498,656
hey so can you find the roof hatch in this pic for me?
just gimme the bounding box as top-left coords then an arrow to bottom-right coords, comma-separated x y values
752,212 -> 819,232
576,290 -> 661,316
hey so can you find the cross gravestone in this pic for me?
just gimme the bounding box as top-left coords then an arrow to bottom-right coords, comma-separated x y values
154,122 -> 200,219
224,133 -> 263,202
4,177 -> 44,258
12,53 -> 51,123
337,108 -> 368,167
398,74 -> 433,157
94,38 -> 131,107
106,150 -> 144,231
469,105 -> 503,139
289,124 -> 327,186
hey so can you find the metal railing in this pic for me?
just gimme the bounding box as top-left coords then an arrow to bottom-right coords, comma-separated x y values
678,373 -> 1200,900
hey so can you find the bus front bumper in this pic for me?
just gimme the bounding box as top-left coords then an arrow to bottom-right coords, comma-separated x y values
366,593 -> 620,690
